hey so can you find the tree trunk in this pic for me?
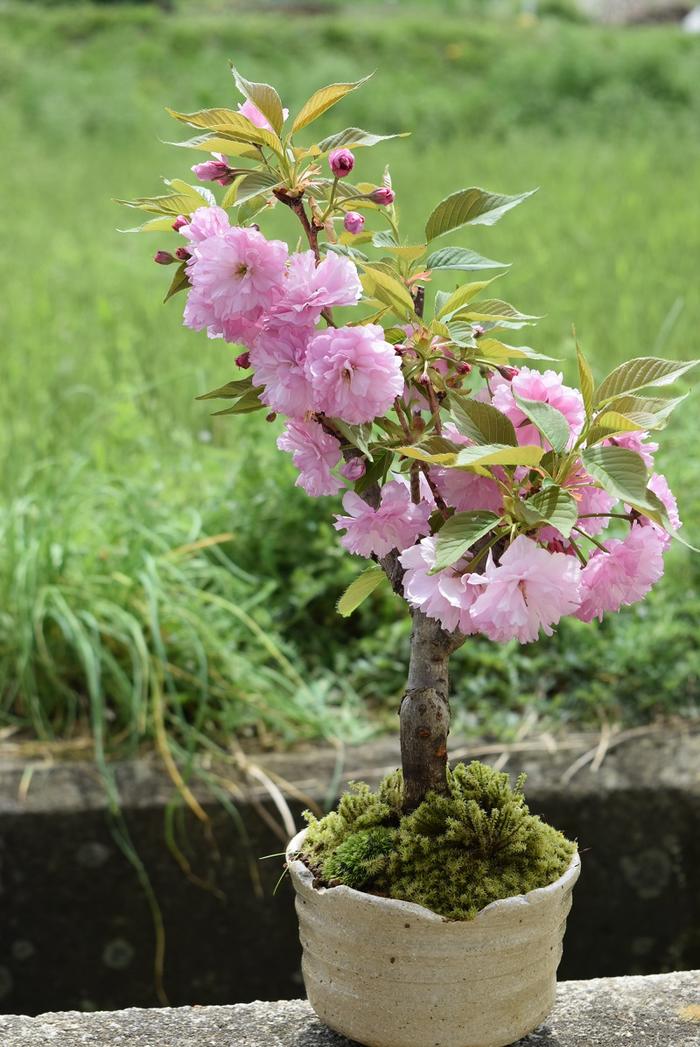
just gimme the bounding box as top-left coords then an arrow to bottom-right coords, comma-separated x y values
400,610 -> 459,812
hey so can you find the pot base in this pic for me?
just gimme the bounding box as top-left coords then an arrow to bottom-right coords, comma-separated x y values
287,829 -> 580,1047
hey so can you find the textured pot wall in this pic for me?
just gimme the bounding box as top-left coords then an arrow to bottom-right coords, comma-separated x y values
288,829 -> 580,1047
0,729 -> 698,1015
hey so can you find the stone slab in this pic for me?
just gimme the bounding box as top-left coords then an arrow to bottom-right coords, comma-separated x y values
0,972 -> 699,1046
0,728 -> 698,1014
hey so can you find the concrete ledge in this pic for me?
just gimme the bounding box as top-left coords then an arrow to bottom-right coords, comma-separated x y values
1,972 -> 699,1046
1,728 -> 698,1012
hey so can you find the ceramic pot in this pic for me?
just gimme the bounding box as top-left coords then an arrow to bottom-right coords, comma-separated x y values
286,828 -> 580,1047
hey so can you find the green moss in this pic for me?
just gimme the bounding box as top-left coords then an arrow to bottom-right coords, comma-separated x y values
301,762 -> 576,920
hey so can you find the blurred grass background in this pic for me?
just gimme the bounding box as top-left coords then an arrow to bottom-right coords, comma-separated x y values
1,0 -> 699,768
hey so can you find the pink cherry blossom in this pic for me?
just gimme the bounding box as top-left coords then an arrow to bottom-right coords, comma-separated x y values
607,430 -> 659,468
237,99 -> 289,130
639,472 -> 681,549
491,367 -> 585,447
186,226 -> 288,323
572,477 -> 617,536
400,538 -> 483,634
575,524 -> 665,623
249,322 -> 315,418
334,481 -> 431,558
277,420 -> 343,498
305,324 -> 404,424
271,251 -> 362,326
469,536 -> 582,644
219,310 -> 264,347
181,206 -> 231,244
431,468 -> 503,515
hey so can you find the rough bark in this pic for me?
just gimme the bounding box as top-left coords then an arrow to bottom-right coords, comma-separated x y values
400,610 -> 464,812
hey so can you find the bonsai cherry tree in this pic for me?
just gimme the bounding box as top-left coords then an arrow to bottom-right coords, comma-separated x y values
121,70 -> 696,815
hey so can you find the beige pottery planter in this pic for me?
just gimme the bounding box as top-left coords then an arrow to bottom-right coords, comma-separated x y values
287,828 -> 580,1047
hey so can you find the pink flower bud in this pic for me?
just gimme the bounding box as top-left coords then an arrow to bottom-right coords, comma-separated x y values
328,148 -> 355,178
343,211 -> 365,234
341,457 -> 366,482
172,215 -> 189,232
472,324 -> 485,338
192,155 -> 235,185
175,247 -> 191,261
154,250 -> 175,265
235,352 -> 251,369
498,366 -> 519,381
371,187 -> 395,206
457,362 -> 472,375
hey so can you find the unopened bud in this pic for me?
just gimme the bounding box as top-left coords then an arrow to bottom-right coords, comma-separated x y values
343,211 -> 365,235
457,362 -> 472,375
175,247 -> 191,261
472,324 -> 485,338
172,215 -> 189,232
192,154 -> 235,185
235,352 -> 251,369
328,148 -> 355,178
341,458 -> 366,482
154,250 -> 175,265
498,366 -> 519,381
265,411 -> 277,423
370,187 -> 395,206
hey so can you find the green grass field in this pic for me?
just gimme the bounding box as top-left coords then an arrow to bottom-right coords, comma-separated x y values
2,2 -> 700,769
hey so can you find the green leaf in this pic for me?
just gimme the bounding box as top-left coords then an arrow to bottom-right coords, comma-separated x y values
581,446 -> 651,507
513,394 -> 571,453
292,75 -> 373,134
593,410 -> 645,435
166,107 -> 283,156
437,278 -> 500,319
525,486 -> 578,539
576,340 -> 596,417
325,242 -> 370,263
450,393 -> 517,446
425,187 -> 537,242
118,215 -> 180,234
426,246 -> 510,272
333,421 -> 374,460
453,444 -> 545,470
601,393 -> 688,428
360,265 -> 416,320
166,133 -> 260,159
196,378 -> 254,400
238,194 -> 272,225
595,357 -> 699,406
230,67 -> 285,134
225,170 -> 280,207
459,299 -> 539,326
337,564 -> 387,617
316,127 -> 409,153
210,385 -> 265,415
396,445 -> 457,466
163,262 -> 189,303
471,338 -> 555,363
431,511 -> 501,573
116,182 -> 206,217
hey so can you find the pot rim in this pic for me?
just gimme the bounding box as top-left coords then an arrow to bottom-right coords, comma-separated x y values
286,826 -> 580,925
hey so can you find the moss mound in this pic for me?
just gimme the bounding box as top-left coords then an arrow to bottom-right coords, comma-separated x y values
300,761 -> 576,921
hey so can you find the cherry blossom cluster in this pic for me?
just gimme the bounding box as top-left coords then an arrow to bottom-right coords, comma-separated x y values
128,78 -> 693,649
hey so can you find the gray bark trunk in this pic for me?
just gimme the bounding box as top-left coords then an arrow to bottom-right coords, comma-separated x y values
400,610 -> 461,812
